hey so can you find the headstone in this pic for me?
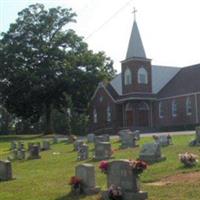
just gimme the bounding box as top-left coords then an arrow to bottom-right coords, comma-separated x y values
139,143 -> 166,163
101,160 -> 147,200
28,145 -> 41,159
95,135 -> 105,143
153,135 -> 172,147
42,140 -> 50,151
119,129 -> 140,141
133,130 -> 140,140
94,142 -> 112,160
18,142 -> 25,150
120,132 -> 137,149
10,149 -> 18,160
189,127 -> 200,146
36,142 -> 41,151
78,144 -> 89,160
74,140 -> 84,151
28,142 -> 34,151
0,160 -> 12,181
53,136 -> 58,144
17,149 -> 26,160
75,163 -> 100,194
87,133 -> 95,143
102,134 -> 110,142
10,141 -> 17,150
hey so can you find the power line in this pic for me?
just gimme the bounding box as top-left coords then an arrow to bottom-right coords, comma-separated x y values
85,0 -> 134,40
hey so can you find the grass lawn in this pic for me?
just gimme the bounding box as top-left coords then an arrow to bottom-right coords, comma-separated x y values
0,133 -> 200,200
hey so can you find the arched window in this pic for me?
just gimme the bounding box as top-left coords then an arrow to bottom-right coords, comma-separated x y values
138,67 -> 148,84
93,109 -> 97,123
124,68 -> 132,85
186,97 -> 192,115
159,102 -> 164,118
106,106 -> 111,122
172,100 -> 177,117
138,102 -> 149,111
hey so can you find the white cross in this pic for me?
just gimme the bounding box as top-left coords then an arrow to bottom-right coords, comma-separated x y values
132,7 -> 137,21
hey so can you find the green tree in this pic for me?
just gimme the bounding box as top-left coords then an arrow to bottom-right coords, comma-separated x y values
0,4 -> 115,134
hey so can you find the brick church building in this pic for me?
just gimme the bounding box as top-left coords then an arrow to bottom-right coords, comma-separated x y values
89,18 -> 200,134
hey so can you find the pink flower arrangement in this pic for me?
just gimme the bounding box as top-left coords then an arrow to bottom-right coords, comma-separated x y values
129,160 -> 148,175
179,152 -> 198,167
108,184 -> 122,200
99,160 -> 109,173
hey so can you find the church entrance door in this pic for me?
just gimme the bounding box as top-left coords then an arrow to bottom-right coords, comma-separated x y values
125,103 -> 133,127
137,102 -> 149,127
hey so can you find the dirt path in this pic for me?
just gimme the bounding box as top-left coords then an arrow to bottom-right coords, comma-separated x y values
146,171 -> 200,186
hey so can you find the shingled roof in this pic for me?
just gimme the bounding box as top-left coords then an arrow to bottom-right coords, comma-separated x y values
158,64 -> 200,98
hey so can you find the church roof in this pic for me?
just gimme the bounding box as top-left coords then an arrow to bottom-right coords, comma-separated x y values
158,64 -> 200,98
110,65 -> 180,97
126,20 -> 146,59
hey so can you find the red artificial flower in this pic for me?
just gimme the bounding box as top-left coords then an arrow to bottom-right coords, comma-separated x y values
99,160 -> 109,173
69,176 -> 81,185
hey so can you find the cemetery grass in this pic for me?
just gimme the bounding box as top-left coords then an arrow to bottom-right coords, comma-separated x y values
0,134 -> 200,200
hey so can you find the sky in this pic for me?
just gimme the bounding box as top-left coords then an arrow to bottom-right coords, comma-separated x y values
1,0 -> 200,72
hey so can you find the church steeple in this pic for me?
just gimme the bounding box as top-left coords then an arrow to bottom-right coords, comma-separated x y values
126,11 -> 146,59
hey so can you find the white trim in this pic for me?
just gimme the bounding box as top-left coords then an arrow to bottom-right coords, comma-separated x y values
121,91 -> 153,95
90,82 -> 116,103
138,67 -> 148,84
186,97 -> 192,116
195,94 -> 199,123
150,101 -> 153,127
121,57 -> 151,63
158,92 -> 200,101
171,100 -> 177,117
116,97 -> 156,103
159,102 -> 164,119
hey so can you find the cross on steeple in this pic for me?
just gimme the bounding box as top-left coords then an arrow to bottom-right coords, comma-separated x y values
132,7 -> 137,21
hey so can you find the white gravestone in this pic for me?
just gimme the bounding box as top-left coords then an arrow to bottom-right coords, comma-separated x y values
78,144 -> 89,160
75,163 -> 100,194
94,142 -> 112,160
139,143 -> 166,163
101,160 -> 147,200
87,133 -> 95,143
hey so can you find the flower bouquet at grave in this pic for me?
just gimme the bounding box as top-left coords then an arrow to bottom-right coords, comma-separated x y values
129,160 -> 148,175
108,184 -> 122,200
179,152 -> 198,167
68,176 -> 82,194
99,160 -> 109,174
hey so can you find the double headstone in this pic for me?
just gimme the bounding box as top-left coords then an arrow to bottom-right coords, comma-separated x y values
139,143 -> 166,163
87,133 -> 95,143
101,160 -> 147,200
153,135 -> 172,147
0,160 -> 12,181
189,126 -> 200,146
75,163 -> 100,194
78,144 -> 89,160
119,130 -> 138,149
94,142 -> 112,160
